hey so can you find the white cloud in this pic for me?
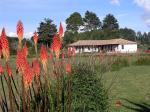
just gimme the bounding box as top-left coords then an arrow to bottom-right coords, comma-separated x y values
134,0 -> 150,27
110,0 -> 120,5
8,32 -> 17,37
7,32 -> 33,39
134,0 -> 150,11
24,32 -> 33,39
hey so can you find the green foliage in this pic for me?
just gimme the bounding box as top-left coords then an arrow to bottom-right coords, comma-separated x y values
134,56 -> 150,65
102,14 -> 119,30
72,63 -> 109,112
83,10 -> 101,31
111,57 -> 129,71
119,28 -> 136,41
63,31 -> 76,46
37,18 -> 57,45
66,12 -> 83,33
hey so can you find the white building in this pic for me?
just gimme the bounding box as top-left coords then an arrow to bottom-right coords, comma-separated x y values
68,38 -> 137,53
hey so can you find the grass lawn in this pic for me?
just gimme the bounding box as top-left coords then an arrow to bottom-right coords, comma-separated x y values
1,55 -> 150,111
103,65 -> 150,112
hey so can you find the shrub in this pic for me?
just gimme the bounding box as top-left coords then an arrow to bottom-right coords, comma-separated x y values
72,63 -> 109,112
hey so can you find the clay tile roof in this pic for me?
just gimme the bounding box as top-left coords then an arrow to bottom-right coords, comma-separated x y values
68,38 -> 137,46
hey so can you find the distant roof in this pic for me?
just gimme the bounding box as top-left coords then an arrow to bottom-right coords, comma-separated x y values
68,38 -> 137,46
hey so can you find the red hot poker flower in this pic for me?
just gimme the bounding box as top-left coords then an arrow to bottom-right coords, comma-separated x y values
0,39 -> 2,58
66,61 -> 71,75
17,20 -> 24,44
40,44 -> 48,71
1,28 -> 10,61
23,62 -> 33,89
6,62 -> 12,77
16,49 -> 27,73
51,34 -> 61,59
58,22 -> 63,38
23,42 -> 28,58
0,64 -> 3,74
32,59 -> 40,78
33,32 -> 38,45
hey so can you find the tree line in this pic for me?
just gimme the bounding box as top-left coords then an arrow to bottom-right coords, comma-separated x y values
7,11 -> 150,50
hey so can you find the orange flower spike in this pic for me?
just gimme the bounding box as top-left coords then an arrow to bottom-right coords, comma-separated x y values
40,44 -> 48,71
0,64 -> 3,74
16,49 -> 26,73
33,32 -> 38,45
58,22 -> 63,38
51,34 -> 61,59
66,61 -> 71,75
17,20 -> 24,44
1,28 -> 10,61
6,63 -> 12,77
0,39 -> 2,58
32,59 -> 40,78
23,63 -> 33,89
23,42 -> 28,58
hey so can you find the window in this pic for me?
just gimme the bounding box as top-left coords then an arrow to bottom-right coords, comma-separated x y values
122,45 -> 124,49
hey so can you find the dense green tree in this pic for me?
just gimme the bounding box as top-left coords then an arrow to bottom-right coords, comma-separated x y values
102,14 -> 119,30
37,18 -> 57,46
66,12 -> 83,33
83,11 -> 101,31
63,31 -> 77,46
119,28 -> 136,41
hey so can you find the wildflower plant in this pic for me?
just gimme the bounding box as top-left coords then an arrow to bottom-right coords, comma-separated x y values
0,21 -> 73,112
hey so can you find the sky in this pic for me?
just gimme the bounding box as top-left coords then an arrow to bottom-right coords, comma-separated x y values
0,0 -> 150,38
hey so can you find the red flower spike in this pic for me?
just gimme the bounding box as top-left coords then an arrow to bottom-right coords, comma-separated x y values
51,34 -> 61,59
1,28 -> 10,61
23,62 -> 32,89
23,42 -> 28,58
32,59 -> 40,78
33,32 -> 38,45
40,44 -> 48,70
6,63 -> 12,77
58,22 -> 63,38
0,64 -> 3,74
66,62 -> 71,74
17,20 -> 24,43
0,39 -> 2,58
16,49 -> 27,73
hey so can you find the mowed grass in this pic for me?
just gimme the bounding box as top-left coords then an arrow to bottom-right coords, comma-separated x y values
102,65 -> 150,112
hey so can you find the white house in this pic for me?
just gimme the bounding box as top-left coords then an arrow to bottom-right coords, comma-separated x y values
68,38 -> 137,53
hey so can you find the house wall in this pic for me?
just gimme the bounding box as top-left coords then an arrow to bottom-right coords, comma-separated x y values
72,43 -> 137,53
74,47 -> 98,53
117,44 -> 137,53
